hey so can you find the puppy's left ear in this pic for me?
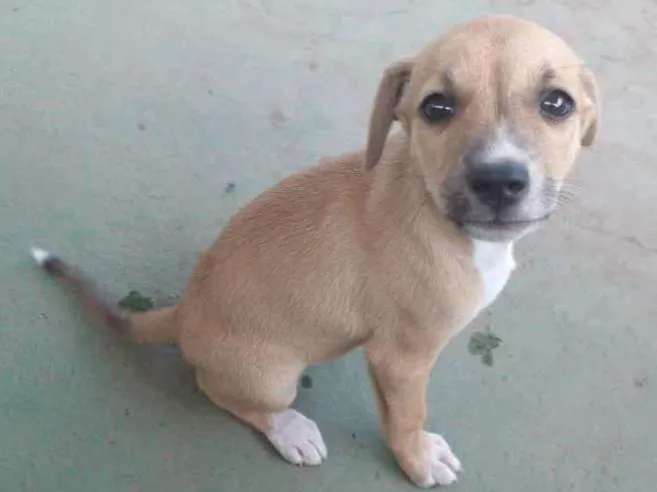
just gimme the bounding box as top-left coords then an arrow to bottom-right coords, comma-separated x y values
365,58 -> 415,170
579,67 -> 600,147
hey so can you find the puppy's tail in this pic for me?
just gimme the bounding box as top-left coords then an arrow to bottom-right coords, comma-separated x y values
30,247 -> 179,343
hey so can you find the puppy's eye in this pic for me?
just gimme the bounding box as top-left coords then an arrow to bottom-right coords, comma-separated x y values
420,93 -> 457,123
540,89 -> 575,120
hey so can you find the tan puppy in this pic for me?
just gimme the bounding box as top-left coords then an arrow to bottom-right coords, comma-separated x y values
32,15 -> 599,488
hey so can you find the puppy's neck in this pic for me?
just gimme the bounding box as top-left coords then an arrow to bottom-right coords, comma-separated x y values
366,133 -> 459,237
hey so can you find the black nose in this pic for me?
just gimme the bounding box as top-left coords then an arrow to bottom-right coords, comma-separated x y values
466,162 -> 530,209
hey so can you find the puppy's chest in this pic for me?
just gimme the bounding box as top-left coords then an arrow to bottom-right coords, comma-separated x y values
471,240 -> 516,311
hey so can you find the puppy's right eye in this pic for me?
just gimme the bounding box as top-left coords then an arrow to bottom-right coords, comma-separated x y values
540,89 -> 575,120
420,93 -> 457,123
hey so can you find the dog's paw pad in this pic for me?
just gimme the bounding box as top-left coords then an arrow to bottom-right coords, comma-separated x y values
267,409 -> 327,467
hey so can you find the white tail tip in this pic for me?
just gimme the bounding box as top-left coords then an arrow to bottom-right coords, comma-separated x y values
30,247 -> 53,266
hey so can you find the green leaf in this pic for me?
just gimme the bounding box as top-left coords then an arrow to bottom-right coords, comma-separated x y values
468,330 -> 502,367
118,290 -> 154,312
468,332 -> 489,355
487,333 -> 503,349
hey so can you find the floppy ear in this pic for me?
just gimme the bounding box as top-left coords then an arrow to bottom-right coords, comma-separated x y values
364,58 -> 415,170
579,67 -> 600,147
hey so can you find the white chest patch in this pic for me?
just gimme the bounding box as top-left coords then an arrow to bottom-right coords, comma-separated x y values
472,240 -> 516,311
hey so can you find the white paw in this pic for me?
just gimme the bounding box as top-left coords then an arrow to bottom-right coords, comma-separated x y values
417,432 -> 462,488
266,409 -> 328,467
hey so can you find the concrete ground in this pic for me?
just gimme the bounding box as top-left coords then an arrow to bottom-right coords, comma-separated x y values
2,0 -> 657,490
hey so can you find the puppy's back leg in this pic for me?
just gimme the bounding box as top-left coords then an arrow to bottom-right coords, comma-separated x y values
196,369 -> 328,467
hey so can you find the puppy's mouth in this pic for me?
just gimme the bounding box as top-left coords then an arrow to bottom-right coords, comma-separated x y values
448,214 -> 551,241
441,179 -> 559,240
458,215 -> 551,230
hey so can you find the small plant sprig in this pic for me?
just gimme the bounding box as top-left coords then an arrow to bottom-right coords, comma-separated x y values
118,290 -> 154,312
468,326 -> 502,367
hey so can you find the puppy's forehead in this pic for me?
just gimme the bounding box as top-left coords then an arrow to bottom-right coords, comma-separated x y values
410,17 -> 581,93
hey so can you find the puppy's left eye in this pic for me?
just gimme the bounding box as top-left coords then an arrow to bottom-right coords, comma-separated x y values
420,93 -> 457,123
540,89 -> 575,120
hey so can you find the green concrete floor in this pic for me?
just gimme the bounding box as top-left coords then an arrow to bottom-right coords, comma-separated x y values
2,1 -> 657,490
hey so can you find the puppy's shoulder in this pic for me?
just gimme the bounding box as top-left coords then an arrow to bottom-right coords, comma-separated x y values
218,151 -> 369,241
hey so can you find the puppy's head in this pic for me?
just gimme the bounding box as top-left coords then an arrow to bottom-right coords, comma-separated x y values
365,15 -> 600,242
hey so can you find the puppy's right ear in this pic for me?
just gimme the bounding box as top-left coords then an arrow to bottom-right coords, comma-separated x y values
365,58 -> 415,170
579,67 -> 600,147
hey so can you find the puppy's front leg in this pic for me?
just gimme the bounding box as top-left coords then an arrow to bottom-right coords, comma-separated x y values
367,345 -> 461,488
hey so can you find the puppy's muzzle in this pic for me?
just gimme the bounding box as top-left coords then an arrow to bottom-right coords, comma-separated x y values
466,161 -> 530,211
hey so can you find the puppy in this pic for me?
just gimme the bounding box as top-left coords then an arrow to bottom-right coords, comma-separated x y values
32,15 -> 599,488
